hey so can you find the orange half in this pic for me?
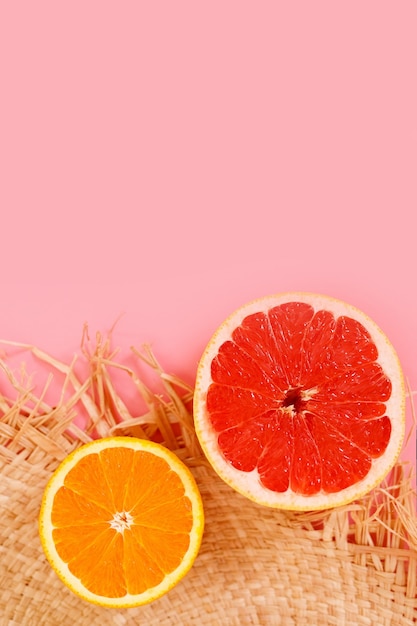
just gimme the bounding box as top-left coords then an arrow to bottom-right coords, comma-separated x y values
39,437 -> 204,607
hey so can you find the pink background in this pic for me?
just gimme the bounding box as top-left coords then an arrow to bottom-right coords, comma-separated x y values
1,3 -> 416,466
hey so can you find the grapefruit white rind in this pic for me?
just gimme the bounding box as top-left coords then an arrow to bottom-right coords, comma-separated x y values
193,292 -> 405,511
39,437 -> 205,608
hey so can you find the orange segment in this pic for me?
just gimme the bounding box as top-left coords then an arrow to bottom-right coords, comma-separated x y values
62,453 -> 115,512
51,486 -> 111,527
194,292 -> 405,510
52,523 -> 113,563
39,437 -> 204,608
127,525 -> 190,577
73,531 -> 127,598
123,528 -> 166,594
99,446 -> 135,510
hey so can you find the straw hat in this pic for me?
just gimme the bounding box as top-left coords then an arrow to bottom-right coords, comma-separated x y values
1,338 -> 416,625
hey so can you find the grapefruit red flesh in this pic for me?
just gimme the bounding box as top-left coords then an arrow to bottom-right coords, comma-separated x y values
194,293 -> 405,510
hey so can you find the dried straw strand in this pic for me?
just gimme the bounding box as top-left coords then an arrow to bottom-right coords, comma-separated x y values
0,329 -> 416,625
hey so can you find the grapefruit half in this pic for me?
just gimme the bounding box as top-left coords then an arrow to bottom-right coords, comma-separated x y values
193,293 -> 405,510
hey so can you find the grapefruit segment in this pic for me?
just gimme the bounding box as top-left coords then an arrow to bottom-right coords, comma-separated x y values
306,413 -> 372,493
218,411 -> 279,472
232,312 -> 288,390
258,413 -> 294,493
194,292 -> 405,510
268,302 -> 315,386
207,384 -> 280,429
289,414 -> 322,496
298,309 -> 336,387
211,340 -> 281,396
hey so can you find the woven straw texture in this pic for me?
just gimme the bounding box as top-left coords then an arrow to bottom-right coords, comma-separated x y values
1,335 -> 416,625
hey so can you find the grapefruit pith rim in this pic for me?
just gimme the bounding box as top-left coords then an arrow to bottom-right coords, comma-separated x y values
193,292 -> 406,511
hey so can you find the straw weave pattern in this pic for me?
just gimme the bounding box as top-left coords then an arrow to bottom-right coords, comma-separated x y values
0,340 -> 416,625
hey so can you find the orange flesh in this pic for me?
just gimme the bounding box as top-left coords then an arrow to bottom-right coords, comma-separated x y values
207,302 -> 392,495
51,449 -> 193,597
